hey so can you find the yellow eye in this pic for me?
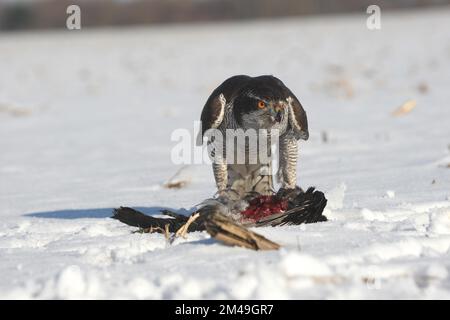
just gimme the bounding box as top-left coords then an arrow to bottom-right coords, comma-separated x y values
257,101 -> 266,109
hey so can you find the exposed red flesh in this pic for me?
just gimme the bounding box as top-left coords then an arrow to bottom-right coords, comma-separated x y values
240,195 -> 288,222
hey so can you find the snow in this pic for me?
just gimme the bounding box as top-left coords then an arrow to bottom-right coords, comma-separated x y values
1,8 -> 450,299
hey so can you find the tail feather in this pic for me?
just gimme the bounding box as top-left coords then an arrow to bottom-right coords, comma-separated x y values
255,187 -> 327,227
112,207 -> 206,232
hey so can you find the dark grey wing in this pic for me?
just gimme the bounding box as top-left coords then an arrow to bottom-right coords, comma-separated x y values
286,92 -> 309,140
196,75 -> 251,146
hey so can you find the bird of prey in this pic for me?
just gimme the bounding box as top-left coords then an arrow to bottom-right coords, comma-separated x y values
198,75 -> 309,199
112,76 -> 328,231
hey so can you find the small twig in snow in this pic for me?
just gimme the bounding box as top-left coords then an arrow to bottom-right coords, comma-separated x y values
392,100 -> 416,116
170,212 -> 200,244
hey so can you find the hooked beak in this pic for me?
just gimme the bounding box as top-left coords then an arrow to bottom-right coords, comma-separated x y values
269,102 -> 284,123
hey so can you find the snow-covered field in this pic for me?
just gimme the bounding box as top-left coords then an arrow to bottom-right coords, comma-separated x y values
1,8 -> 450,299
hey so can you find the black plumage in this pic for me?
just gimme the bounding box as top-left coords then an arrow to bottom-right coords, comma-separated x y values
112,187 -> 327,232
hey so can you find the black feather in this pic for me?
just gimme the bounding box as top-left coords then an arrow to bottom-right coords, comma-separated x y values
112,187 -> 327,232
112,207 -> 206,233
255,187 -> 327,227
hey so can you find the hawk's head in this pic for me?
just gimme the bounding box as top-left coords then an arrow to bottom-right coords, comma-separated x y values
232,76 -> 290,131
198,75 -> 309,146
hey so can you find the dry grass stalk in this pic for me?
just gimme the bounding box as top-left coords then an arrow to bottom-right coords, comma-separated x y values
138,223 -> 170,242
164,181 -> 188,189
139,226 -> 165,234
170,212 -> 200,243
163,165 -> 191,189
164,224 -> 170,241
0,104 -> 31,117
392,99 -> 417,116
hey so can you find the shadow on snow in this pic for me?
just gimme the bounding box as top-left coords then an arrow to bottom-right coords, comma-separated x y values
25,206 -> 193,219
